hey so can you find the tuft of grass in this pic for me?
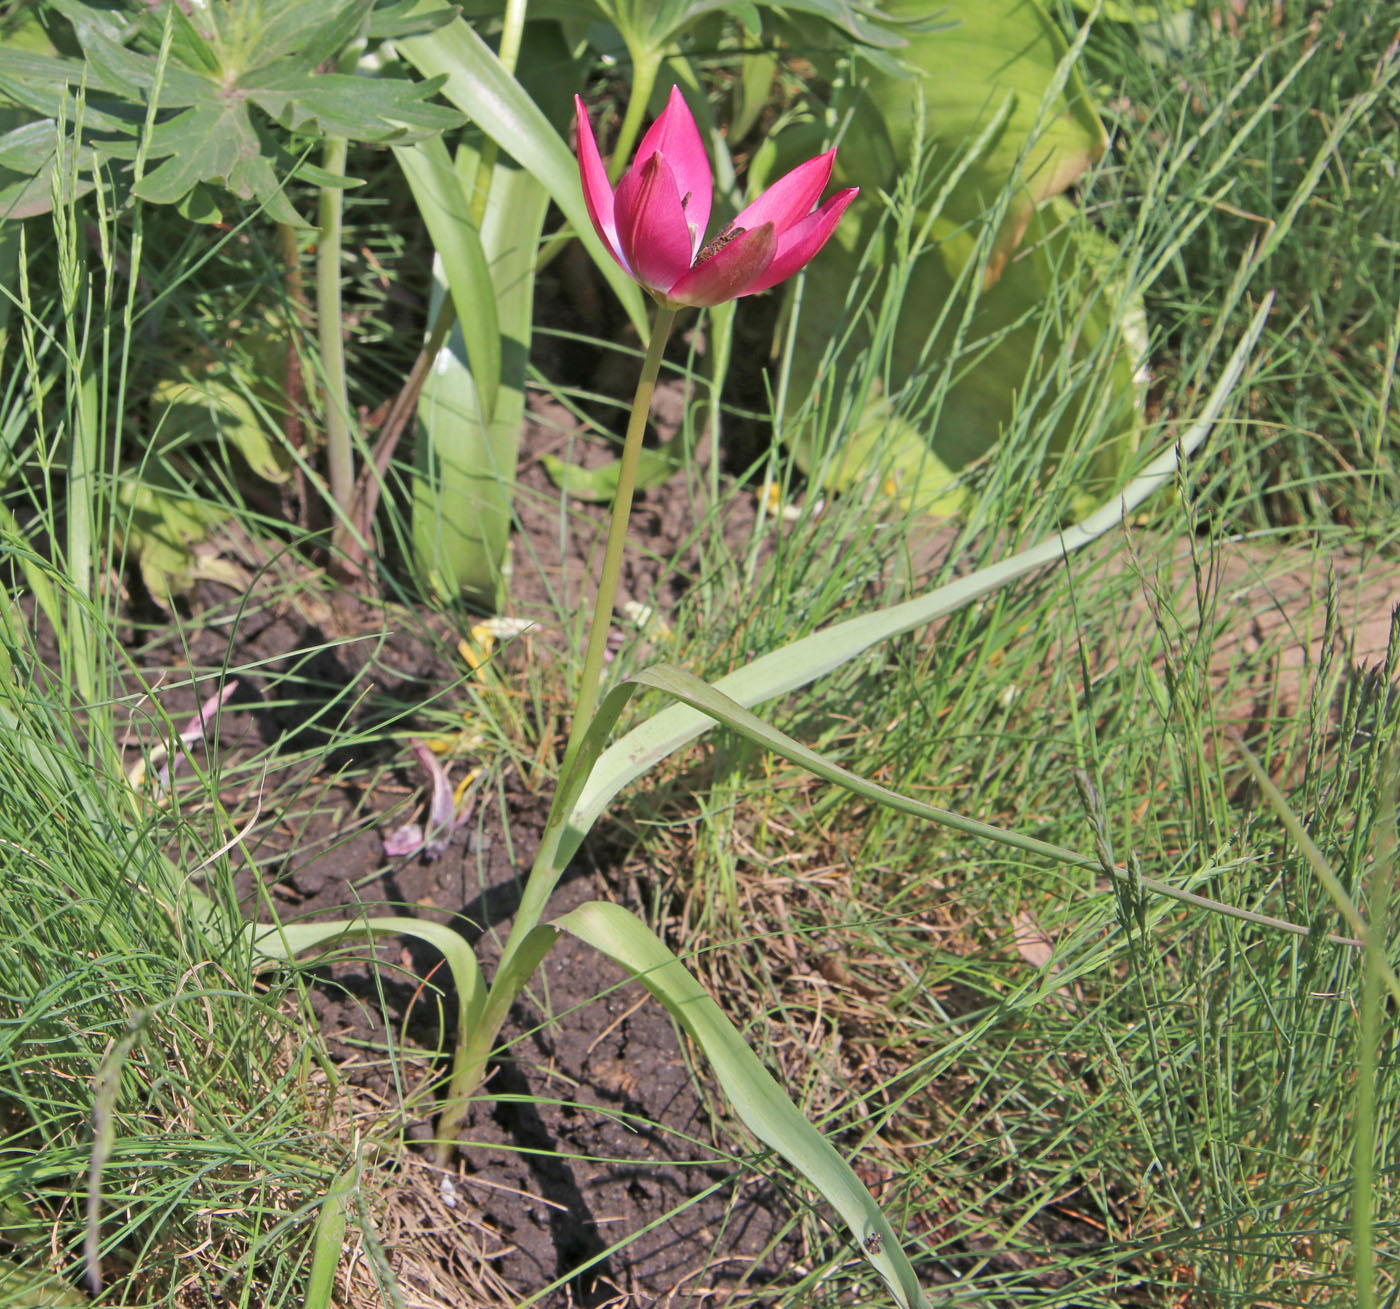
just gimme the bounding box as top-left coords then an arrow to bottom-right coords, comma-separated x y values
592,27 -> 1400,1302
1082,0 -> 1400,531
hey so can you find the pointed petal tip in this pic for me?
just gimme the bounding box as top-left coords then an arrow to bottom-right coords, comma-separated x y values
741,187 -> 860,297
575,93 -> 626,269
634,83 -> 713,258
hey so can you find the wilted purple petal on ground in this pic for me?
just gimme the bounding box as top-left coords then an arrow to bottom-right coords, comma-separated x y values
383,822 -> 425,858
383,739 -> 480,861
157,679 -> 239,791
407,738 -> 457,859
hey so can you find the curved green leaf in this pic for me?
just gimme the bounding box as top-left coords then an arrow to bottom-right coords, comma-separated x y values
394,136 -> 500,422
562,302 -> 1270,859
624,663 -> 1354,943
541,445 -> 682,502
555,900 -> 933,1309
397,16 -> 650,338
413,155 -> 548,606
249,914 -> 487,1057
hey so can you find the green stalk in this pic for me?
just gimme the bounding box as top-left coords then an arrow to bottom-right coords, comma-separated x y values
608,46 -> 664,184
465,0 -> 530,225
433,303 -> 679,1145
318,135 -> 354,526
1352,762 -> 1395,1308
560,303 -> 678,782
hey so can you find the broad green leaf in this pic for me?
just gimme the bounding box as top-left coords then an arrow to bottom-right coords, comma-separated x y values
396,12 -> 650,339
562,303 -> 1270,858
368,1 -> 460,40
395,136 -> 500,422
556,901 -> 932,1309
785,0 -> 1116,509
450,0 -> 909,50
0,1256 -> 87,1306
3,0 -> 465,220
836,0 -> 1106,278
541,445 -> 682,502
0,120 -> 97,219
794,198 -> 1147,514
412,157 -> 548,607
150,374 -> 294,485
112,468 -> 241,606
251,68 -> 463,141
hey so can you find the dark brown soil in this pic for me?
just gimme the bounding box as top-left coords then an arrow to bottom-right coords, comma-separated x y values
111,368 -> 803,1306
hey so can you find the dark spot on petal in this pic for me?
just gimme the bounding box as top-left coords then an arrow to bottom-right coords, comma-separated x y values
695,224 -> 745,264
680,191 -> 692,210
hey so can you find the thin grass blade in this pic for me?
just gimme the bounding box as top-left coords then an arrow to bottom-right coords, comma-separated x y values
564,300 -> 1272,858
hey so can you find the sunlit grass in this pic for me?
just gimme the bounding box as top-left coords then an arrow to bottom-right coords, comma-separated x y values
0,5 -> 1397,1305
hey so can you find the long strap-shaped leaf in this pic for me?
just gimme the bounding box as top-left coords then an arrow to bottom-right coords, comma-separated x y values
562,299 -> 1273,860
248,914 -> 487,1076
394,136 -> 500,422
555,900 -> 934,1309
397,13 -> 650,339
627,663 -> 1361,946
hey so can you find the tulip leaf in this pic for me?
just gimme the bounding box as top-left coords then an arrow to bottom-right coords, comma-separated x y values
561,301 -> 1269,859
412,155 -> 548,607
249,914 -> 487,1053
394,136 -> 500,423
554,900 -> 933,1309
396,13 -> 650,339
540,446 -> 683,503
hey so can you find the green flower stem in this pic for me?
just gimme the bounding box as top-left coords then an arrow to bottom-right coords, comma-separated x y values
318,135 -> 354,524
608,46 -> 663,184
466,0 -> 530,225
561,301 -> 678,783
434,303 -> 678,1134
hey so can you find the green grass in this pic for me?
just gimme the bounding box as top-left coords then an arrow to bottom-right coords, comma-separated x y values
0,661 -> 342,1305
1,4 -> 1398,1306
1081,0 -> 1400,530
580,12 -> 1400,1303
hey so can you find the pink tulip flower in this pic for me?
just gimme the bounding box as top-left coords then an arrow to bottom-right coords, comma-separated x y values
575,86 -> 858,309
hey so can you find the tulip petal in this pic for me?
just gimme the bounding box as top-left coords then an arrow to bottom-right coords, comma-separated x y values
665,221 -> 777,307
633,85 -> 713,258
733,149 -> 836,237
614,151 -> 696,295
574,95 -> 625,270
740,188 -> 859,296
